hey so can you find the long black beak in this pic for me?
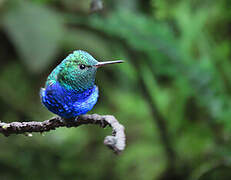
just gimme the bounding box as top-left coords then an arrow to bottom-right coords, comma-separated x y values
95,60 -> 124,67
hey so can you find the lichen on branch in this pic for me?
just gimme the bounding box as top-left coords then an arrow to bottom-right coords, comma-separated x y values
0,114 -> 126,154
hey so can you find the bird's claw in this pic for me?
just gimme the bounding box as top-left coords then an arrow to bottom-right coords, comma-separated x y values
74,116 -> 79,122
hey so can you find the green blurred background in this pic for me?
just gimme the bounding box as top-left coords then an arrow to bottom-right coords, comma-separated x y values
0,0 -> 231,179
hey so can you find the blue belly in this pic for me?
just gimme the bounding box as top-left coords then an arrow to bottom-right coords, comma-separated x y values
40,82 -> 99,118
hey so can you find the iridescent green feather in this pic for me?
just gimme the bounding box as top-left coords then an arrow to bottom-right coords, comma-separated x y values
46,50 -> 98,92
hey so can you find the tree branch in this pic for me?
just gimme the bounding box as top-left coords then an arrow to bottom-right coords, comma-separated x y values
0,114 -> 126,154
90,0 -> 103,13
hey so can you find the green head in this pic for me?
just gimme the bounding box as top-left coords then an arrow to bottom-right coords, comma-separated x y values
47,50 -> 123,92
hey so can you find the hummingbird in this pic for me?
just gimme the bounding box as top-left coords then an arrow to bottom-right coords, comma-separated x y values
40,50 -> 123,119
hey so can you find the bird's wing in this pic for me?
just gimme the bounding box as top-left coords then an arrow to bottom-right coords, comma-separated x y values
40,88 -> 45,99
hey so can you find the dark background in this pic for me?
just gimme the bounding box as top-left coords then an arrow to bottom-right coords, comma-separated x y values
0,0 -> 231,179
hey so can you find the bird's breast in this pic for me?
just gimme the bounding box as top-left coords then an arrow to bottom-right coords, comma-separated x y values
41,82 -> 99,118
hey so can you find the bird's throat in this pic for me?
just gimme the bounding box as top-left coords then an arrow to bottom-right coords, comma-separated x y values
58,75 -> 95,93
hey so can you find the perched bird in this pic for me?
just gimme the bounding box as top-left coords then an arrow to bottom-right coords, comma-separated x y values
40,50 -> 123,119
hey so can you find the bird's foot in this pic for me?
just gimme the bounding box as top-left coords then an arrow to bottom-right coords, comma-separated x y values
74,116 -> 78,122
61,117 -> 78,127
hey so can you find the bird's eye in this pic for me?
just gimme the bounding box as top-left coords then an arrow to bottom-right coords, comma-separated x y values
79,64 -> 86,70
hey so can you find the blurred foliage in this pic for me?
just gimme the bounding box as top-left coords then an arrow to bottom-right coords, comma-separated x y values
0,0 -> 231,179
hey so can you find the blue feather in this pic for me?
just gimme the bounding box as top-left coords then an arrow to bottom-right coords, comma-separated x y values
40,82 -> 99,118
